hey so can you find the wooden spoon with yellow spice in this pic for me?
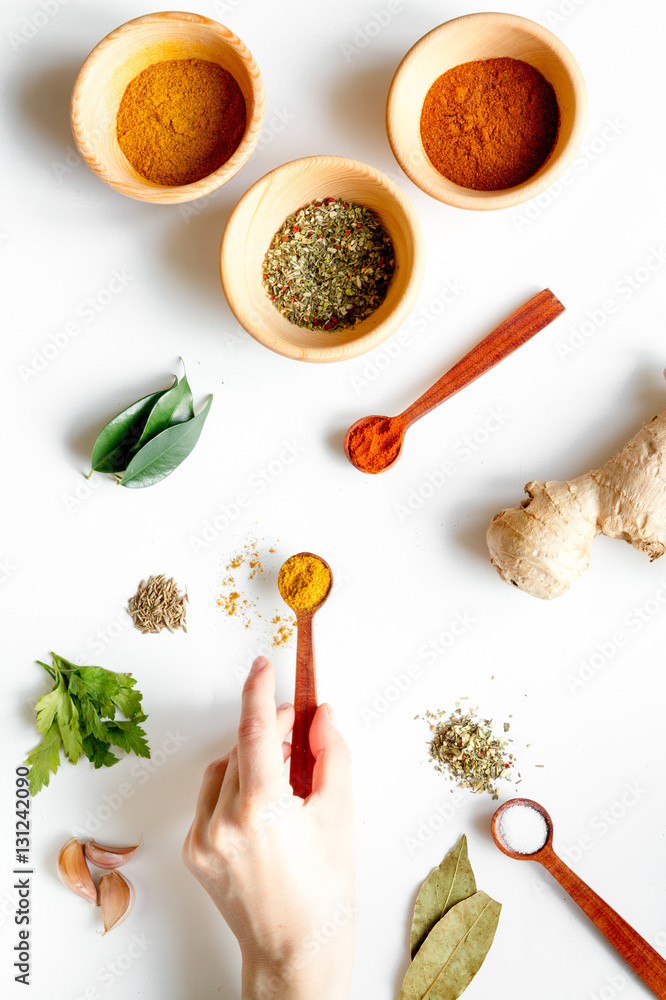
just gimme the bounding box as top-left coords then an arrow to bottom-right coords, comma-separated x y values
278,553 -> 333,798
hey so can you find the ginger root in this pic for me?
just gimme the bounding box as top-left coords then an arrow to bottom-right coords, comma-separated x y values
487,400 -> 666,599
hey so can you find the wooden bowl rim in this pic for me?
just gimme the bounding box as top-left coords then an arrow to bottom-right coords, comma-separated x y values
386,11 -> 589,211
70,10 -> 265,204
219,154 -> 425,363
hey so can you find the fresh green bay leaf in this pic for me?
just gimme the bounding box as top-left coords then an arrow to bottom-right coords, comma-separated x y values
120,395 -> 213,488
411,835 -> 477,957
128,371 -> 194,458
90,381 -> 175,473
399,891 -> 501,1000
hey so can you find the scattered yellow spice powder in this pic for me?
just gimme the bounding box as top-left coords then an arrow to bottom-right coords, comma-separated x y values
217,540 -> 295,646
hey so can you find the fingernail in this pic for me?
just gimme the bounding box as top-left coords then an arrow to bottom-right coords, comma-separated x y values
325,704 -> 339,727
277,702 -> 291,712
250,655 -> 269,675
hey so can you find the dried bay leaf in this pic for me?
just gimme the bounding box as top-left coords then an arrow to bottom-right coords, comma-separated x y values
399,891 -> 501,1000
411,834 -> 476,958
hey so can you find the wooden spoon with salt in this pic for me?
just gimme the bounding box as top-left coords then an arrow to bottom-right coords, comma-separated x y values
278,552 -> 333,799
492,798 -> 666,998
344,288 -> 564,474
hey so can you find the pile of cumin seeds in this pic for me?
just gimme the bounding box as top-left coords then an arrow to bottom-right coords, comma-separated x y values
127,574 -> 188,634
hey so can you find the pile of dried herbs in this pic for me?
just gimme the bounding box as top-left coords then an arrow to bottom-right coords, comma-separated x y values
421,705 -> 514,799
127,575 -> 188,634
400,835 -> 501,1000
262,197 -> 395,330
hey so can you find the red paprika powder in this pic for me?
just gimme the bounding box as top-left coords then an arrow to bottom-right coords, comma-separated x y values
420,57 -> 559,191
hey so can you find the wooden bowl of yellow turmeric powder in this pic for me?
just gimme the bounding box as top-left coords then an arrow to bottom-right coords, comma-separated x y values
71,12 -> 265,204
387,12 -> 587,210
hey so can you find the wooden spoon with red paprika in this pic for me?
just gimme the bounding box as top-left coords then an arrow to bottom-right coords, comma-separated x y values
344,288 -> 564,474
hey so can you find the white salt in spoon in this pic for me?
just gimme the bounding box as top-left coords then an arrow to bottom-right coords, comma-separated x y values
492,798 -> 666,998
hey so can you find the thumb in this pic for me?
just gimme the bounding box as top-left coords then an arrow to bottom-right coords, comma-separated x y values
309,704 -> 352,806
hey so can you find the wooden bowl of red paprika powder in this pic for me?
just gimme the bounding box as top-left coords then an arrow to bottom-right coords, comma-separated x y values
71,11 -> 265,204
220,155 -> 425,363
387,12 -> 587,210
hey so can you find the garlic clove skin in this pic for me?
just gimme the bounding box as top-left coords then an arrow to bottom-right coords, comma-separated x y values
58,838 -> 98,904
85,838 -> 142,870
99,870 -> 135,934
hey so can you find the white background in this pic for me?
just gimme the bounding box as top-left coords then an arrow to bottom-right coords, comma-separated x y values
3,0 -> 666,998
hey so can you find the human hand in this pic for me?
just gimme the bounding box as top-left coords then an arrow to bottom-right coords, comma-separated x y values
183,655 -> 354,1000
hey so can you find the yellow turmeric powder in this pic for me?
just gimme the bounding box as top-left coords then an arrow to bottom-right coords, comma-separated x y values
116,58 -> 246,186
278,553 -> 332,612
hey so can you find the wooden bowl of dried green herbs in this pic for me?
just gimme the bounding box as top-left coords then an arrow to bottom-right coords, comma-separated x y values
219,155 -> 425,362
71,12 -> 265,204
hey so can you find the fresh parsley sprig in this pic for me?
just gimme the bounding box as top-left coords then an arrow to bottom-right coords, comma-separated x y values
25,653 -> 151,795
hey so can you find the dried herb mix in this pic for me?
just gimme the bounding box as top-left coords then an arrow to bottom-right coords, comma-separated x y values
262,198 -> 395,330
422,706 -> 514,798
128,575 -> 188,634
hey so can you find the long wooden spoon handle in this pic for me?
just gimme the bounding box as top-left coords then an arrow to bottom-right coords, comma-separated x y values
400,288 -> 564,426
289,613 -> 318,799
539,848 -> 666,998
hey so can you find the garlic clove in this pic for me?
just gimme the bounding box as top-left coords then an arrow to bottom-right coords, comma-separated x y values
85,838 -> 142,870
99,870 -> 134,934
58,838 -> 98,904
